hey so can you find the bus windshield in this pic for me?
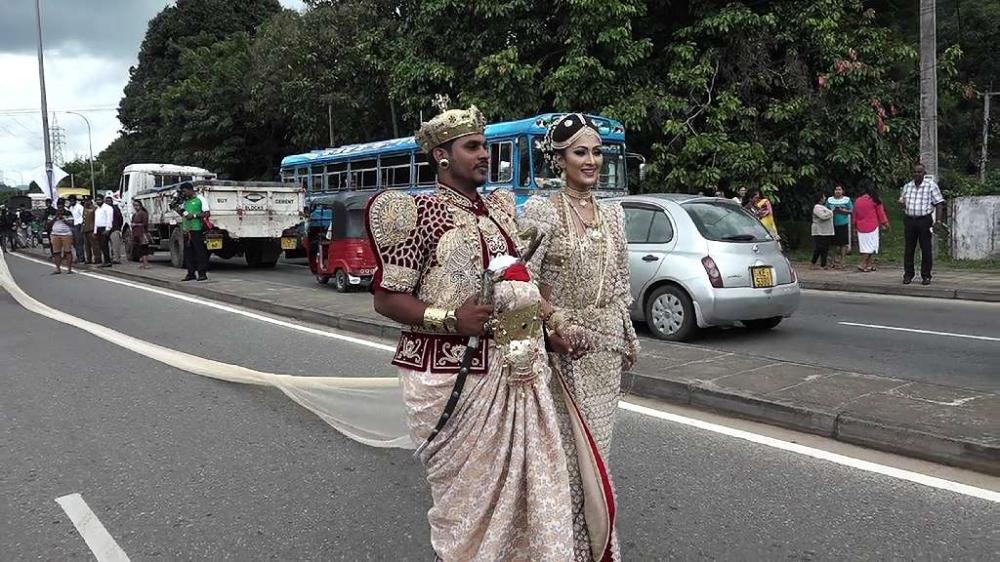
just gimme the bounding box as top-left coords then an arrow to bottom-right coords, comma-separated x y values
532,138 -> 626,192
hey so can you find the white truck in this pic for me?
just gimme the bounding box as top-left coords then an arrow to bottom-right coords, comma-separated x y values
117,164 -> 305,268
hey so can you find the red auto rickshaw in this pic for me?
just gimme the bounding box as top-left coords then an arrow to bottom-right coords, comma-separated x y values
307,193 -> 377,292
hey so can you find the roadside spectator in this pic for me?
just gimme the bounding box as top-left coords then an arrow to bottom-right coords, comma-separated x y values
48,208 -> 75,275
899,162 -> 945,285
175,182 -> 208,281
811,192 -> 834,269
734,186 -> 748,206
110,199 -> 125,264
749,188 -> 779,239
94,196 -> 114,268
43,198 -> 57,220
826,184 -> 853,268
68,195 -> 85,263
854,185 -> 890,272
0,207 -> 14,252
714,189 -> 726,199
83,199 -> 99,264
131,200 -> 152,269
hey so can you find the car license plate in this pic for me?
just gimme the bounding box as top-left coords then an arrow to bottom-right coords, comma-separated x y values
205,238 -> 223,250
280,237 -> 297,250
750,266 -> 775,288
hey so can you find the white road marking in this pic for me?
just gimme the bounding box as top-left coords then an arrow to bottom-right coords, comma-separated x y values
839,321 -> 1000,343
55,493 -> 131,562
618,401 -> 1000,503
7,252 -> 395,352
9,253 -> 999,501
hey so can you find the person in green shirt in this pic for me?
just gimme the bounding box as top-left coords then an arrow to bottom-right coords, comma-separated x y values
826,184 -> 853,268
176,182 -> 209,281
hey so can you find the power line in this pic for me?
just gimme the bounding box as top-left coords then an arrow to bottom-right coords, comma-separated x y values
0,106 -> 117,115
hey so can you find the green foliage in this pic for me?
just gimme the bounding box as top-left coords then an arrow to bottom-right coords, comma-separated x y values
96,0 -> 996,213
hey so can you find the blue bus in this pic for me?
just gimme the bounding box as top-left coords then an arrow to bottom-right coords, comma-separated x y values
279,113 -> 637,209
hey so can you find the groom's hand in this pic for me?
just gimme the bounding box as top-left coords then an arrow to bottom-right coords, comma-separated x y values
455,295 -> 492,337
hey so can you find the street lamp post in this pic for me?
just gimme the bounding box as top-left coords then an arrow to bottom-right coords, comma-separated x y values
980,91 -> 999,183
62,110 -> 97,198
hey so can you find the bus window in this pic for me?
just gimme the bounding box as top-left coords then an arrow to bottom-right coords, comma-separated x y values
489,141 -> 513,184
415,151 -> 436,186
518,136 -> 531,187
380,154 -> 412,189
310,166 -> 324,191
326,162 -> 348,191
352,159 -> 378,190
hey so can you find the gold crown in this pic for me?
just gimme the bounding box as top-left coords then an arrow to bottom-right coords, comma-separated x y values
415,105 -> 487,153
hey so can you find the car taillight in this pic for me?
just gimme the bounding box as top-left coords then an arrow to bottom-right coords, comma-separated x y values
701,256 -> 724,288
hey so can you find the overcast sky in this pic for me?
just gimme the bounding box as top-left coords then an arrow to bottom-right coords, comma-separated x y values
0,0 -> 304,187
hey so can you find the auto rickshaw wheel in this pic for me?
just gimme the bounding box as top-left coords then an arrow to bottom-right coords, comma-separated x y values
316,274 -> 330,285
334,269 -> 349,293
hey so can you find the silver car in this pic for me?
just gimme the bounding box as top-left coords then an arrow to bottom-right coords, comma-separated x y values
616,194 -> 801,341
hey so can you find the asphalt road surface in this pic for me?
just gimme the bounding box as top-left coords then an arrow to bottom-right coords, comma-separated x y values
152,253 -> 1000,392
3,254 -> 999,560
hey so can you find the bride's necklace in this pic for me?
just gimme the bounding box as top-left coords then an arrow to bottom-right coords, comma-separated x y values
562,186 -> 593,208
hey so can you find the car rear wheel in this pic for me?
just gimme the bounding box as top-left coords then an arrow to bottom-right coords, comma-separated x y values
645,285 -> 697,341
742,317 -> 783,331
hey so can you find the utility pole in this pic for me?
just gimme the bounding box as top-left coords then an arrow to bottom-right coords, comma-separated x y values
328,104 -> 334,147
981,91 -> 998,182
919,0 -> 938,178
34,0 -> 54,199
919,0 -> 939,254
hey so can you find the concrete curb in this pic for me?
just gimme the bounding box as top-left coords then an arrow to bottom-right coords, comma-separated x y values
798,280 -> 1000,302
78,261 -> 1000,475
624,373 -> 999,475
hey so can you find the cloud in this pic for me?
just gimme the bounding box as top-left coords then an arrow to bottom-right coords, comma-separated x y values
0,0 -> 305,187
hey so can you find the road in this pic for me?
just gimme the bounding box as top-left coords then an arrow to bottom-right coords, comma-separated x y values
3,254 -> 999,560
153,253 -> 1000,392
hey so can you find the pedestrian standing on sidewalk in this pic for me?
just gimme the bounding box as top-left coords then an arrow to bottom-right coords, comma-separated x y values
175,182 -> 208,281
749,188 -> 779,239
899,162 -> 945,285
82,199 -> 98,264
131,200 -> 152,269
810,192 -> 834,269
48,208 -> 75,275
826,184 -> 853,268
853,184 -> 890,272
94,195 -> 114,268
68,195 -> 85,263
110,198 -> 125,264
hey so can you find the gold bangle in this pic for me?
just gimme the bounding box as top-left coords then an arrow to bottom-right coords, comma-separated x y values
423,307 -> 448,331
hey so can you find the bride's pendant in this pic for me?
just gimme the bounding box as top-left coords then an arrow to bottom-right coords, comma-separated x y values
587,227 -> 605,241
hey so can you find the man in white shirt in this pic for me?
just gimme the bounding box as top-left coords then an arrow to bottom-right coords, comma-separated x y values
899,162 -> 945,285
68,195 -> 86,263
93,195 -> 115,268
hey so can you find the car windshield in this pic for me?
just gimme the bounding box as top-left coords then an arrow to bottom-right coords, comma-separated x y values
532,139 -> 626,191
683,201 -> 774,243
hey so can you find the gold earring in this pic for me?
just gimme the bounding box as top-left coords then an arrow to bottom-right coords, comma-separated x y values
439,159 -> 450,170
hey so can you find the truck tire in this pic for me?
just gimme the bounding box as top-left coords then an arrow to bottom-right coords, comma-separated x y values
169,228 -> 185,268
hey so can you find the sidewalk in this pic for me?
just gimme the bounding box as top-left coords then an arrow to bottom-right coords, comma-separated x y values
22,249 -> 999,475
794,261 -> 1000,302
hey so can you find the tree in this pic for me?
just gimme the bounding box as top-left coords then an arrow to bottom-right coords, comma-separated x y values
116,0 -> 282,166
630,0 -> 921,218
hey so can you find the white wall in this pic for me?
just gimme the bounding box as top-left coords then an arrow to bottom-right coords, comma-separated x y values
951,196 -> 1000,260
